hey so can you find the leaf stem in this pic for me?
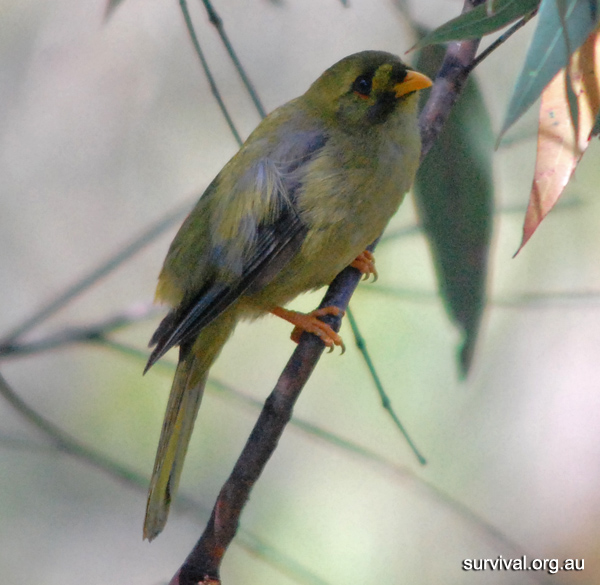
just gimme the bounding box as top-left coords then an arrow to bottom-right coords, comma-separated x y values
199,0 -> 267,119
180,0 -> 243,146
467,8 -> 539,73
346,307 -> 426,464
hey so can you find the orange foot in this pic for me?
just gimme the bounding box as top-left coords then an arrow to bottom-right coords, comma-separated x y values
350,250 -> 378,281
271,306 -> 345,353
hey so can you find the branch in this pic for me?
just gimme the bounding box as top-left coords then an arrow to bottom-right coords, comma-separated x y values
0,302 -> 159,359
179,0 -> 243,146
466,8 -> 539,74
0,200 -> 191,347
0,354 -> 556,585
199,0 -> 267,119
419,0 -> 484,160
177,264 -> 364,584
171,3 -> 484,578
346,307 -> 426,464
0,370 -> 334,585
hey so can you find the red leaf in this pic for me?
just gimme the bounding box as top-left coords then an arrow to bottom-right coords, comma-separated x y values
516,29 -> 600,254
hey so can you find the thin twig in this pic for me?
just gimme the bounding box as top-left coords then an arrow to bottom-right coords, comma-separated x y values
1,330 -> 557,585
0,371 -> 147,487
0,371 -> 332,585
0,303 -> 159,359
180,1 -> 432,464
0,200 -> 191,347
172,1 -> 485,581
0,2 -> 565,582
208,376 -> 559,585
419,0 -> 485,160
346,307 -> 426,464
361,283 -> 600,307
177,263 -> 366,584
466,8 -> 539,73
6,275 -> 594,362
199,0 -> 267,118
179,0 -> 243,146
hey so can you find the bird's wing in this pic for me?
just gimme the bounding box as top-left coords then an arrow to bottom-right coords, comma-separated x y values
145,129 -> 327,370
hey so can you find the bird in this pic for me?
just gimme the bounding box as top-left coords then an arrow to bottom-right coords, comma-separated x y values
143,50 -> 432,540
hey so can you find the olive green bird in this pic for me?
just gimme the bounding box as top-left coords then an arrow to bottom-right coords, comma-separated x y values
143,50 -> 432,540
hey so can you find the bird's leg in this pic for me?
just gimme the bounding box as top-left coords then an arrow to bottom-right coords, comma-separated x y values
350,250 -> 378,281
271,306 -> 345,353
270,250 -> 377,352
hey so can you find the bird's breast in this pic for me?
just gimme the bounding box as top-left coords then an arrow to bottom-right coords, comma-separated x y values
242,126 -> 420,313
300,129 -> 418,268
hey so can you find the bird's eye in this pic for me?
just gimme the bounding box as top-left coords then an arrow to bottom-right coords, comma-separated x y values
352,74 -> 372,97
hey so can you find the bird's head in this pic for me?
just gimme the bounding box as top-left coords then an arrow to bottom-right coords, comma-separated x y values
304,50 -> 432,130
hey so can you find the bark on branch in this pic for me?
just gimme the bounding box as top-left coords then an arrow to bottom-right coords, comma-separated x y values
172,2 -> 484,582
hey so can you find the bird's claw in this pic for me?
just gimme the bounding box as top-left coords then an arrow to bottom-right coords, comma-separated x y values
273,306 -> 345,353
350,250 -> 378,282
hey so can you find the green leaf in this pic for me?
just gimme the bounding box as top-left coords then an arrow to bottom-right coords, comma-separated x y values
105,0 -> 125,18
414,44 -> 494,376
500,0 -> 599,138
413,0 -> 540,49
591,108 -> 600,136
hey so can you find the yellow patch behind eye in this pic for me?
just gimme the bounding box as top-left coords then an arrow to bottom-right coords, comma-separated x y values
371,63 -> 394,92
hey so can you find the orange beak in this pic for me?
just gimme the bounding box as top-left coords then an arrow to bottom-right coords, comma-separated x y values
394,70 -> 433,98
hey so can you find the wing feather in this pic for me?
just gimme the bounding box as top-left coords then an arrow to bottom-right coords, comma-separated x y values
145,129 -> 327,371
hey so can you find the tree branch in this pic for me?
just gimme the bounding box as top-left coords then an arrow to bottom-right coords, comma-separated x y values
0,370 -> 334,585
0,200 -> 191,347
179,0 -> 243,146
199,0 -> 267,119
170,4 -> 484,579
419,0 -> 484,160
0,303 -> 159,359
177,264 -> 364,584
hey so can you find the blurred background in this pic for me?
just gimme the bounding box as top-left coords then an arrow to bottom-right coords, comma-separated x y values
0,0 -> 599,583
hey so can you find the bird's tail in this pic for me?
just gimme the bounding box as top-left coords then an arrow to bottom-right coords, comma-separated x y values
143,311 -> 237,541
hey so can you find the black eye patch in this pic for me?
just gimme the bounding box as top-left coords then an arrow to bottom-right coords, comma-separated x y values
352,73 -> 374,97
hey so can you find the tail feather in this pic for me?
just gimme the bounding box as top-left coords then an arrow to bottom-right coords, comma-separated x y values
143,353 -> 206,541
143,311 -> 237,541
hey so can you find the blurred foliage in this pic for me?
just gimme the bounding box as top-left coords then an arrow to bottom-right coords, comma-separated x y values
414,43 -> 494,375
2,1 -> 600,584
518,30 -> 600,251
413,0 -> 539,48
500,0 -> 599,137
412,0 -> 600,365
